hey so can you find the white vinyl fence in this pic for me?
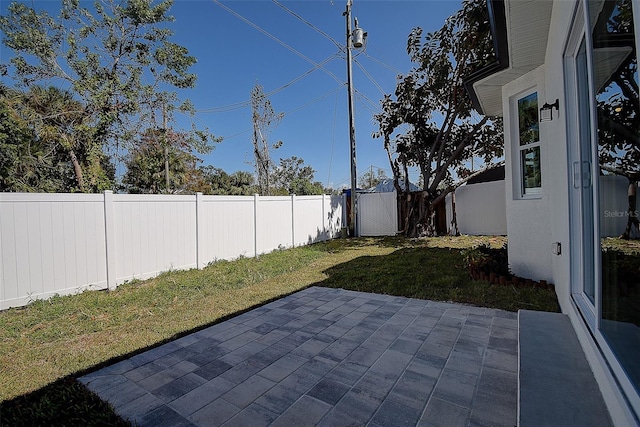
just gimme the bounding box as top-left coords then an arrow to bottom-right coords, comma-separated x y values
0,192 -> 345,310
445,181 -> 507,235
358,191 -> 398,236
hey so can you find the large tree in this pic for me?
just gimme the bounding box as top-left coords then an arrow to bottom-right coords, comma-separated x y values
374,0 -> 503,236
0,84 -> 115,192
199,166 -> 256,196
122,127 -> 200,194
271,156 -> 324,195
0,0 -> 215,189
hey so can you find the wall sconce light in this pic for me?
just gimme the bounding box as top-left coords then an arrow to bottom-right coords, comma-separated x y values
540,99 -> 560,122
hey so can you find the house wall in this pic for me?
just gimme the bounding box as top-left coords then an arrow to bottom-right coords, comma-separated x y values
502,66 -> 554,282
502,2 -> 638,424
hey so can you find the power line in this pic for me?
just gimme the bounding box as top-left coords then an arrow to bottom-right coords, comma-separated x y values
195,54 -> 341,113
204,86 -> 344,141
211,0 -> 343,86
353,57 -> 386,96
272,0 -> 343,51
363,51 -> 403,75
285,85 -> 344,115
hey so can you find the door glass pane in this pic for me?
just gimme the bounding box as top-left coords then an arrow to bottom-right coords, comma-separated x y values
590,0 -> 640,395
577,38 -> 596,303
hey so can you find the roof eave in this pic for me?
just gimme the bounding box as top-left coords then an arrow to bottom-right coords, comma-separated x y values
463,0 -> 509,115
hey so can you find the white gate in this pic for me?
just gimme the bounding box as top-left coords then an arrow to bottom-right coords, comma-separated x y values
358,192 -> 398,236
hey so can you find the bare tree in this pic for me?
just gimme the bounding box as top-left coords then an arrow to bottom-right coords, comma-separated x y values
250,84 -> 283,196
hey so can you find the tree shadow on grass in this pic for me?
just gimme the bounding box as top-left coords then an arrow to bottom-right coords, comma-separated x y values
0,376 -> 129,426
314,246 -> 560,313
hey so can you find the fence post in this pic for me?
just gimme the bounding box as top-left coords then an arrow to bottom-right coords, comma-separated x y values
322,194 -> 327,241
254,194 -> 259,257
343,193 -> 348,235
103,190 -> 117,290
0,195 -> 4,304
291,194 -> 296,247
195,192 -> 204,269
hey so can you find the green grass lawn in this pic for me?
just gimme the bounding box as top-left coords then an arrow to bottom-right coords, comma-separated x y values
0,235 -> 558,425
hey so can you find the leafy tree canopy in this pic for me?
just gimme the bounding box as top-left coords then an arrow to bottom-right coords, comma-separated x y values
374,0 -> 503,236
272,156 -> 325,196
0,0 -> 216,191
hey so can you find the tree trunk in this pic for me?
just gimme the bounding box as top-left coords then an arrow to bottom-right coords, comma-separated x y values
450,191 -> 460,236
68,149 -> 85,192
620,180 -> 639,239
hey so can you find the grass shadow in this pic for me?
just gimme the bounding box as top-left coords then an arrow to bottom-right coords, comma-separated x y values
315,246 -> 560,313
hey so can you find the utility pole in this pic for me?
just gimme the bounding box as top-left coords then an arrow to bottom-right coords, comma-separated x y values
344,0 -> 365,237
163,103 -> 170,193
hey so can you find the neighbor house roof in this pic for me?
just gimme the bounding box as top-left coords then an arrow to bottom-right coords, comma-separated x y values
464,0 -> 554,116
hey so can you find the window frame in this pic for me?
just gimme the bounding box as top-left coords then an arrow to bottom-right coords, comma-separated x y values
511,88 -> 543,199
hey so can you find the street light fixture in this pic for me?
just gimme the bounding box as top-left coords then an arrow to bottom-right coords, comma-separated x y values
344,0 -> 366,237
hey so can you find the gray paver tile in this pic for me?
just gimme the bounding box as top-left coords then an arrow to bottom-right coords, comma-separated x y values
290,338 -> 331,358
193,358 -> 232,381
221,375 -> 276,409
222,402 -> 279,427
352,371 -> 396,401
324,360 -> 368,386
168,376 -> 236,417
387,370 -> 436,411
369,349 -> 413,379
80,373 -> 129,395
254,384 -> 303,414
138,404 -> 195,427
483,347 -> 517,373
271,395 -> 332,427
188,398 -> 241,427
469,388 -> 517,427
343,344 -> 385,368
487,335 -> 517,354
390,337 -> 423,355
318,389 -> 380,426
98,378 -> 148,407
153,373 -> 207,402
187,337 -> 222,354
371,398 -> 422,427
445,349 -> 484,376
432,369 -> 478,409
116,392 -> 164,424
307,377 -> 350,405
219,356 -> 271,384
257,354 -> 308,382
421,397 -> 470,427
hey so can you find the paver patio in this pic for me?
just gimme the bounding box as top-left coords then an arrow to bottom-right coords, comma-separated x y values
80,286 -> 518,426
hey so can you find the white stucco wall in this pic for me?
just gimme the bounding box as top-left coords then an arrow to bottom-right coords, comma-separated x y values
502,66 -> 554,283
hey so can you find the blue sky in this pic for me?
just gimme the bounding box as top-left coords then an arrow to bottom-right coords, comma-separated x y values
1,0 -> 463,189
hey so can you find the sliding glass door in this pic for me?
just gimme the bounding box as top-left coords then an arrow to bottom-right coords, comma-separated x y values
566,0 -> 640,415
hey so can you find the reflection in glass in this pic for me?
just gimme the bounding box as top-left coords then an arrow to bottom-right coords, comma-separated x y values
521,146 -> 541,193
591,0 -> 640,396
518,92 -> 539,145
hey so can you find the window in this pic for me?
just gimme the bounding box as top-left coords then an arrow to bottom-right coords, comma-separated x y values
516,91 -> 542,196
